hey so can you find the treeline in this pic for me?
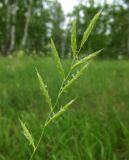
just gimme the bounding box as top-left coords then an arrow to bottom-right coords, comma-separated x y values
0,0 -> 129,58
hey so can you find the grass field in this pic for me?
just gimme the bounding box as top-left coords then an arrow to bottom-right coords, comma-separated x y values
0,57 -> 129,160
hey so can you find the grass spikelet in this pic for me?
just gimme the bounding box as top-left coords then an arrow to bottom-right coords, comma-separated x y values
45,99 -> 75,127
60,63 -> 89,95
51,39 -> 65,80
36,69 -> 53,112
20,120 -> 36,151
71,20 -> 77,57
80,10 -> 102,51
72,49 -> 103,69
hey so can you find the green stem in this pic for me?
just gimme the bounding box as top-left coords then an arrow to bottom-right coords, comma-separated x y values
29,112 -> 51,160
30,56 -> 77,160
53,57 -> 76,110
30,126 -> 46,160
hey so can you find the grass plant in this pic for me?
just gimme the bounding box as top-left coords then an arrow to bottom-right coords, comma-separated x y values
20,10 -> 102,159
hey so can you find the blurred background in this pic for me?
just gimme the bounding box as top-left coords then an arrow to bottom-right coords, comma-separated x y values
0,0 -> 129,58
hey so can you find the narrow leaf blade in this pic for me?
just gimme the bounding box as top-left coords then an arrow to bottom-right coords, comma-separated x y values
20,120 -> 36,151
71,20 -> 77,57
80,10 -> 101,50
51,39 -> 65,80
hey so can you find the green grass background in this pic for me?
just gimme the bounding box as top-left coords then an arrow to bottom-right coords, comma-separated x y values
0,57 -> 129,160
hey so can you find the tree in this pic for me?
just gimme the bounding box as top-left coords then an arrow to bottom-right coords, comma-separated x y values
0,1 -> 17,55
123,0 -> 129,57
48,0 -> 65,57
66,0 -> 129,58
20,0 -> 33,49
27,0 -> 50,54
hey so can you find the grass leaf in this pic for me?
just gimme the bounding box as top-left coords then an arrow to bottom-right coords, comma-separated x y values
72,49 -> 103,69
71,20 -> 77,57
51,39 -> 65,80
20,120 -> 36,151
113,108 -> 129,144
36,69 -> 53,112
45,99 -> 75,126
80,10 -> 102,50
118,117 -> 129,143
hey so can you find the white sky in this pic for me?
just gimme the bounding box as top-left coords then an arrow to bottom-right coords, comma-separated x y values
58,0 -> 114,14
58,0 -> 79,15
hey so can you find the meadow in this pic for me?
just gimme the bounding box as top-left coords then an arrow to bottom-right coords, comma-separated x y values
0,56 -> 129,160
